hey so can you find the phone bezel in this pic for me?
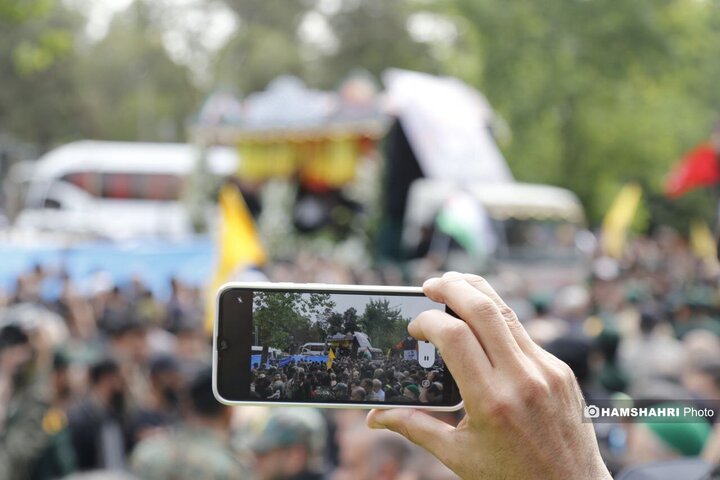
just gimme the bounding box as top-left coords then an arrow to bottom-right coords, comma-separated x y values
212,282 -> 464,411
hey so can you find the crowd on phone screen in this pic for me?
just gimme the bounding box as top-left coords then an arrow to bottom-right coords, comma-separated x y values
1,228 -> 720,479
250,356 -> 445,404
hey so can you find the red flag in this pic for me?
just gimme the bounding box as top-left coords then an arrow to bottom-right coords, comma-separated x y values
665,143 -> 720,198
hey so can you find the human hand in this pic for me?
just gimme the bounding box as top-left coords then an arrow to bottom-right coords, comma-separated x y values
367,272 -> 611,480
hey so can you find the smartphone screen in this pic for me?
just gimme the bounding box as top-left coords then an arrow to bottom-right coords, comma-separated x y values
214,285 -> 461,409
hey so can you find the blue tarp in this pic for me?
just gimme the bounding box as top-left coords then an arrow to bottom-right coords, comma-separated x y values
250,354 -> 265,368
0,237 -> 215,300
278,354 -> 328,367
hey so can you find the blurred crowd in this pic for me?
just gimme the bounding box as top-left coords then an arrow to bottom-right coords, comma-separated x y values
2,227 -> 720,479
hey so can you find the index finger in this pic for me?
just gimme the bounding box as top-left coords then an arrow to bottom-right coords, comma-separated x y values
409,309 -> 492,395
424,273 -> 525,366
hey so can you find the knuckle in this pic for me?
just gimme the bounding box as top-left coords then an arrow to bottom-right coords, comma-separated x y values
559,362 -> 578,384
467,274 -> 490,289
544,360 -> 576,390
438,272 -> 464,289
520,375 -> 551,404
483,394 -> 516,421
467,295 -> 498,318
498,304 -> 518,322
443,321 -> 472,344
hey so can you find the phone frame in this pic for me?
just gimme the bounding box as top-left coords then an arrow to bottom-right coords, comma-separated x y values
212,282 -> 464,411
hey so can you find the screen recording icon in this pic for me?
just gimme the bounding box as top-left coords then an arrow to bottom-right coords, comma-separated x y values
418,341 -> 436,368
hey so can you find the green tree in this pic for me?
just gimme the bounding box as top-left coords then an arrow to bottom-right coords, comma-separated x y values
443,0 -> 720,226
252,291 -> 334,351
212,0 -> 310,94
359,298 -> 410,352
74,1 -> 199,142
325,310 -> 344,336
313,0 -> 440,88
0,0 -> 80,147
342,307 -> 359,334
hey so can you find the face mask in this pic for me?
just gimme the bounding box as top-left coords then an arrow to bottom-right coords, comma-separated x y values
161,386 -> 180,409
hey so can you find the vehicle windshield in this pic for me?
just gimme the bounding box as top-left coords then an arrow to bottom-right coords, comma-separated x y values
494,218 -> 580,261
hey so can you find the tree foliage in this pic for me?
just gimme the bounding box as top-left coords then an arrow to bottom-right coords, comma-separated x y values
359,298 -> 411,352
252,291 -> 334,351
0,0 -> 80,148
443,0 -> 720,226
74,1 -> 200,142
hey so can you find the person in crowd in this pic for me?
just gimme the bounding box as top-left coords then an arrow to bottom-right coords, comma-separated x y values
31,350 -> 79,479
130,367 -> 251,479
129,354 -> 184,444
350,386 -> 366,401
619,308 -> 686,385
593,326 -> 630,394
0,324 -> 56,479
395,445 -> 457,480
398,384 -> 419,403
368,379 -> 385,401
67,358 -> 130,472
333,424 -> 410,480
252,411 -> 326,480
624,404 -> 712,465
107,317 -> 151,406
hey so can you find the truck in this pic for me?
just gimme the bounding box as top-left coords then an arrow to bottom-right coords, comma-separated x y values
403,180 -> 592,294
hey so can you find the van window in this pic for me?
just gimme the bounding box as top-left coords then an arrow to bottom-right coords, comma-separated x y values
499,218 -> 579,260
61,172 -> 182,201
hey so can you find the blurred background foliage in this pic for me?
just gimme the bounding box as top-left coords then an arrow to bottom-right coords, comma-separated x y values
1,0 -> 719,227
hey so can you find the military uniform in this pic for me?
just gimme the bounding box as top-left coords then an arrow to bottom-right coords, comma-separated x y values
0,383 -> 51,480
130,425 -> 252,480
251,410 -> 327,480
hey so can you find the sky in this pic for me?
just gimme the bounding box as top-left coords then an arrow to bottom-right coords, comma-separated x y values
321,292 -> 442,322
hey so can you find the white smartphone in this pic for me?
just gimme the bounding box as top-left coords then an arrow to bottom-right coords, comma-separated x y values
212,282 -> 463,410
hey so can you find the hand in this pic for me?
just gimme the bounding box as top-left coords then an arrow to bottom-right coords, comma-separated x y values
367,272 -> 611,480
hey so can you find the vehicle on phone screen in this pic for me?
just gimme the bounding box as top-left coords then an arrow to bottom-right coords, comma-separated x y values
298,342 -> 327,356
327,331 -> 384,359
251,346 -> 283,361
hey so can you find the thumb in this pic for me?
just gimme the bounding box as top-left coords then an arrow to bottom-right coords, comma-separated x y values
367,408 -> 454,459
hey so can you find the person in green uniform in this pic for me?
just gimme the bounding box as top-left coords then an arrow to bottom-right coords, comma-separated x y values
130,367 -> 252,479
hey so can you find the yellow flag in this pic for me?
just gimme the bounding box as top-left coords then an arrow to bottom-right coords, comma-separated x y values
326,348 -> 336,370
601,183 -> 642,258
204,183 -> 267,334
690,219 -> 719,271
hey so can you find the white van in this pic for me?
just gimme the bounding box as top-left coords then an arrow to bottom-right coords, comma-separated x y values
403,180 -> 592,292
14,141 -> 238,240
299,342 -> 327,356
251,346 -> 283,361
